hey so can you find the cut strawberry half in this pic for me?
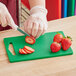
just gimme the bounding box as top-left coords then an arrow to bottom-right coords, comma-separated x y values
24,46 -> 34,53
25,36 -> 35,44
19,49 -> 27,54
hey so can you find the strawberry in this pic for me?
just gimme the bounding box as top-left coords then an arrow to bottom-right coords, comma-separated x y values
61,36 -> 72,51
53,33 -> 63,43
19,49 -> 27,54
24,46 -> 34,53
25,36 -> 35,44
50,42 -> 61,53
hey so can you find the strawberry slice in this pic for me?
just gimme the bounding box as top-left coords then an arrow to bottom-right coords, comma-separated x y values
25,36 -> 35,44
19,49 -> 27,54
24,46 -> 34,53
23,48 -> 32,54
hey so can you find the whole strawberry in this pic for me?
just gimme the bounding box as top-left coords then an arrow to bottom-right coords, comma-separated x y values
50,42 -> 61,53
61,36 -> 72,51
53,33 -> 63,43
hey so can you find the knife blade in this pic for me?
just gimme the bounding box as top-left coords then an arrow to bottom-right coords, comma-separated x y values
10,24 -> 30,36
17,28 -> 30,36
14,25 -> 29,36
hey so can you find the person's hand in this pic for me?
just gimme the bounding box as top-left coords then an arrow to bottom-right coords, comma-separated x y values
24,6 -> 48,38
0,2 -> 18,30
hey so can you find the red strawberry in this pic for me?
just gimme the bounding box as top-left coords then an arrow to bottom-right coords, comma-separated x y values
61,36 -> 72,51
19,49 -> 27,54
53,33 -> 63,43
25,36 -> 35,44
24,46 -> 34,53
50,42 -> 61,53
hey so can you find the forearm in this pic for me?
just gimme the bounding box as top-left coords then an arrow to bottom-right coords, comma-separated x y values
28,0 -> 45,8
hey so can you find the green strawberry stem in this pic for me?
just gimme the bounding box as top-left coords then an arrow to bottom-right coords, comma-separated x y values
67,36 -> 72,41
56,32 -> 61,34
56,32 -> 65,38
56,32 -> 72,41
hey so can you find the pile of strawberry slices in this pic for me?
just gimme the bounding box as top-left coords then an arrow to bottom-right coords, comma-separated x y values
19,46 -> 35,54
50,32 -> 72,53
19,36 -> 35,54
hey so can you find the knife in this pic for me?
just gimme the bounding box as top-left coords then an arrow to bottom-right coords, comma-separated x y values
17,28 -> 30,36
14,25 -> 30,36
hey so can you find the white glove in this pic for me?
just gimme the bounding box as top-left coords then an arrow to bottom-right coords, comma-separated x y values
0,2 -> 18,30
24,6 -> 48,38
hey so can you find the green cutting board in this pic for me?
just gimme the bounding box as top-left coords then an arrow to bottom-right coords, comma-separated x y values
67,0 -> 75,17
4,31 -> 73,63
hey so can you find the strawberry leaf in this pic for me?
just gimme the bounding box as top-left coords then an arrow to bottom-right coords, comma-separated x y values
67,36 -> 72,41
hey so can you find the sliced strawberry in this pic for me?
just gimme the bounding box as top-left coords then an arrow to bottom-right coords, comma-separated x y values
19,49 -> 27,54
23,48 -> 32,54
25,36 -> 35,44
24,46 -> 34,53
19,49 -> 22,54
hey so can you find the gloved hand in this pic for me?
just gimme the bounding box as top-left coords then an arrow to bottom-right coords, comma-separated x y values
24,6 -> 48,38
0,2 -> 18,30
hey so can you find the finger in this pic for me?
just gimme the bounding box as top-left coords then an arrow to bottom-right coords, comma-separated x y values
6,12 -> 16,29
0,16 -> 1,24
35,23 -> 43,38
0,12 -> 2,24
24,20 -> 28,33
41,27 -> 47,35
41,24 -> 48,35
27,20 -> 33,35
32,22 -> 39,37
0,15 -> 7,27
